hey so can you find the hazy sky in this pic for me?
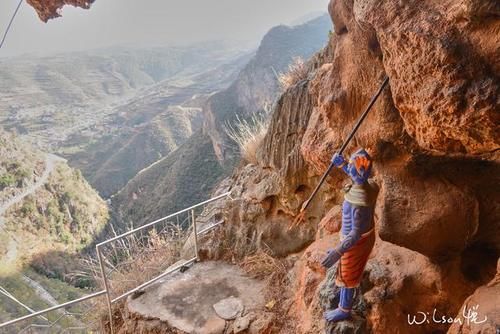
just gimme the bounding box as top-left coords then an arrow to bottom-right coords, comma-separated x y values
0,0 -> 329,57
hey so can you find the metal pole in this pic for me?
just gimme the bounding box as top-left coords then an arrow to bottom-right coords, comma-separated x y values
96,246 -> 114,334
191,209 -> 199,261
300,76 -> 389,213
0,194 -> 231,332
0,286 -> 49,322
97,192 -> 230,247
0,290 -> 106,329
111,257 -> 197,303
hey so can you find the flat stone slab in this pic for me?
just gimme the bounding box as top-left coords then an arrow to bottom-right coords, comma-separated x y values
127,261 -> 266,334
213,296 -> 244,320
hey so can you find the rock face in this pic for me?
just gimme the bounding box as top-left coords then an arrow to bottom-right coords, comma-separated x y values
448,259 -> 500,334
362,0 -> 499,155
204,15 -> 332,163
206,0 -> 499,333
377,165 -> 480,259
27,0 -> 95,22
309,0 -> 500,159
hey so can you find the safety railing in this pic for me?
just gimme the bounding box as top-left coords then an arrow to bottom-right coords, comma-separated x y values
0,191 -> 230,333
17,299 -> 103,334
0,290 -> 107,333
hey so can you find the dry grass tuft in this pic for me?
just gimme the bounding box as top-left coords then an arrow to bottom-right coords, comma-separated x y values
82,222 -> 190,331
241,249 -> 294,333
241,250 -> 286,281
278,57 -> 308,90
85,226 -> 188,296
225,113 -> 270,164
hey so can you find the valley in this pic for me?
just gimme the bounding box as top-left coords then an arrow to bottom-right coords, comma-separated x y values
0,44 -> 251,197
63,51 -> 252,197
0,13 -> 333,332
112,15 -> 333,227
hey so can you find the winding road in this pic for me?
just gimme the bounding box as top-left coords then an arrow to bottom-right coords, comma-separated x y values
0,154 -> 73,326
0,153 -> 66,266
0,153 -> 66,218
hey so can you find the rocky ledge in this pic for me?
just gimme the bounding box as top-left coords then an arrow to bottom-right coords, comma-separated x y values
120,261 -> 270,334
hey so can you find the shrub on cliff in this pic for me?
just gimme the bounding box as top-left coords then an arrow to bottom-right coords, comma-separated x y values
0,173 -> 16,189
278,56 -> 308,90
225,113 -> 270,164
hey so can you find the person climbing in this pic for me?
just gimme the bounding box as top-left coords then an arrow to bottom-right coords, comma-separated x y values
321,148 -> 379,322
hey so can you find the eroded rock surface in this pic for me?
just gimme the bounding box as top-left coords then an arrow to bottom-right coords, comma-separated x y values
205,0 -> 499,333
448,259 -> 500,334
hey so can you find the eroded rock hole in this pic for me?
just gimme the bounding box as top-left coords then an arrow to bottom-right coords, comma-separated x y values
295,185 -> 311,205
460,242 -> 498,283
368,36 -> 382,58
376,140 -> 399,161
336,26 -> 348,35
295,184 -> 310,196
261,195 -> 277,215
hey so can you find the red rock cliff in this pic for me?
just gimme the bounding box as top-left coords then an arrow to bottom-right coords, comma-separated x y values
27,0 -> 95,22
209,0 -> 499,333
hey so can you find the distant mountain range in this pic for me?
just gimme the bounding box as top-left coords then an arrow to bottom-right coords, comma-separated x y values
111,15 -> 332,228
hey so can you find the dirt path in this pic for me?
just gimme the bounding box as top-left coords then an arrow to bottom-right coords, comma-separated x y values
0,153 -> 66,267
21,275 -> 87,326
0,153 -> 66,218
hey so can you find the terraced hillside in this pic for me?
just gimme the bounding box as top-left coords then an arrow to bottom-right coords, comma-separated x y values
0,44 -> 251,197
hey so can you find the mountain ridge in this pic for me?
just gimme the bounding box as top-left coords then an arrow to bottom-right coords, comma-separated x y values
111,15 -> 332,228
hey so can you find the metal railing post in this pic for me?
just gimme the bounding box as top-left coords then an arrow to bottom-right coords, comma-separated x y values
191,209 -> 199,261
96,245 -> 114,334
